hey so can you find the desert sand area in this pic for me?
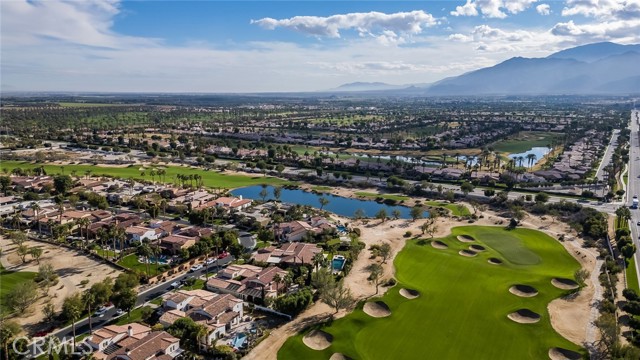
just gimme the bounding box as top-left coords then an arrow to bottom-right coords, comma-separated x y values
244,208 -> 601,360
0,235 -> 122,331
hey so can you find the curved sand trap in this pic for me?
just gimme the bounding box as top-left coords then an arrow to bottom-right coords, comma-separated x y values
363,301 -> 391,318
431,240 -> 448,249
303,330 -> 333,350
507,309 -> 541,324
457,235 -> 475,243
509,285 -> 539,298
469,244 -> 485,252
551,278 -> 579,290
330,353 -> 353,360
459,249 -> 477,257
488,257 -> 502,265
399,288 -> 420,299
548,347 -> 582,360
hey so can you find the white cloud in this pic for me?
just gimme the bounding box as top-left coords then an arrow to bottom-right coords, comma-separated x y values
451,0 -> 479,17
561,0 -> 640,20
551,18 -> 640,43
536,3 -> 551,15
0,0 -> 154,49
251,10 -> 437,39
450,0 -> 538,18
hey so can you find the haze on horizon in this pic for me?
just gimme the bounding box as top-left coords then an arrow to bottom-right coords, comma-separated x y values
1,0 -> 640,93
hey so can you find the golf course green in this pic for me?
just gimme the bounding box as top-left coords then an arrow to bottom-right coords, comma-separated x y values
1,160 -> 288,189
278,226 -> 586,360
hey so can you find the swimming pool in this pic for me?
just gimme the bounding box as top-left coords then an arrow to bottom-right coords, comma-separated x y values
139,255 -> 170,265
231,333 -> 247,349
332,255 -> 346,272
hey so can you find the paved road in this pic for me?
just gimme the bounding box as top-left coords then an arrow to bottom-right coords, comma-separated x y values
624,110 -> 640,289
596,129 -> 620,181
39,255 -> 234,347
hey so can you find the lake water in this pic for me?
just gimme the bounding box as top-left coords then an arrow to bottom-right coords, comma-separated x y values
508,147 -> 551,167
231,186 -> 427,219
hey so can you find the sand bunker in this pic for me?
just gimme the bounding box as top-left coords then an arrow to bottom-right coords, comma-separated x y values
469,244 -> 486,252
509,285 -> 539,298
488,258 -> 502,265
459,249 -> 478,257
363,301 -> 392,318
303,330 -> 333,350
457,234 -> 475,243
507,309 -> 541,324
548,347 -> 582,360
329,353 -> 352,360
551,278 -> 579,290
431,240 -> 448,249
399,288 -> 420,299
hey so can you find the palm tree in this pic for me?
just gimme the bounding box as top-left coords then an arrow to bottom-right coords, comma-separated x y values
526,153 -> 537,168
97,228 -> 107,258
82,291 -> 95,334
312,252 -> 324,272
77,217 -> 92,249
0,320 -> 21,360
159,199 -> 167,217
30,202 -> 42,235
137,243 -> 153,276
272,273 -> 282,295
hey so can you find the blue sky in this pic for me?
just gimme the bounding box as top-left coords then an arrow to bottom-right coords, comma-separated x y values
2,0 -> 639,92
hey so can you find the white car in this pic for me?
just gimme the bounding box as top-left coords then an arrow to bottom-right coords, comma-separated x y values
189,264 -> 203,272
114,309 -> 125,317
205,258 -> 215,266
94,307 -> 108,317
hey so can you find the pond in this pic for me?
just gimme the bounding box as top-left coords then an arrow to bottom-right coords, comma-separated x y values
231,186 -> 428,219
508,147 -> 551,167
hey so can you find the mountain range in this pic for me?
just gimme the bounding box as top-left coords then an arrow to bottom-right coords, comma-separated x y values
331,42 -> 640,95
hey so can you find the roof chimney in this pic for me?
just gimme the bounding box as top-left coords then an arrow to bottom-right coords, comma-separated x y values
127,325 -> 133,337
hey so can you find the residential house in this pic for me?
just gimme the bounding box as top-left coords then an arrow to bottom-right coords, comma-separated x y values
160,234 -> 197,254
252,242 -> 322,267
214,196 -> 252,211
159,289 -> 243,346
205,264 -> 288,302
125,225 -> 164,242
86,323 -> 151,353
104,331 -> 182,360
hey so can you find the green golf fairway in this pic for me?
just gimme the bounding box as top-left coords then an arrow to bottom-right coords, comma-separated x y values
279,226 -> 585,360
1,161 -> 288,189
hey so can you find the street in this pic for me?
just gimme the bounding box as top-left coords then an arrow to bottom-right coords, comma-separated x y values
47,255 -> 234,342
624,110 -> 640,289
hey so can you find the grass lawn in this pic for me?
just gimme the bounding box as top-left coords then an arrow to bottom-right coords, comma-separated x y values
627,257 -> 640,294
491,132 -> 558,154
311,186 -> 333,192
0,264 -> 37,314
149,297 -> 163,306
58,102 -> 131,108
256,241 -> 272,249
182,278 -> 206,291
1,161 -> 288,190
117,254 -> 158,276
279,226 -> 584,360
354,192 -> 409,202
423,201 -> 471,216
113,305 -> 153,326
